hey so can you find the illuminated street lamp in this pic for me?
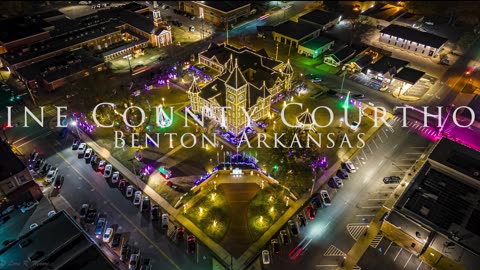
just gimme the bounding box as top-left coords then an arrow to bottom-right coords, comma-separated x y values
167,79 -> 170,89
364,225 -> 369,236
70,120 -> 81,138
162,97 -> 165,106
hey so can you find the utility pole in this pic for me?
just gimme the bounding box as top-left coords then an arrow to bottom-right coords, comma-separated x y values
288,42 -> 292,57
225,19 -> 229,45
340,71 -> 346,94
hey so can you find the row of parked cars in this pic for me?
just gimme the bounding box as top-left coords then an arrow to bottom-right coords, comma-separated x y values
28,151 -> 64,189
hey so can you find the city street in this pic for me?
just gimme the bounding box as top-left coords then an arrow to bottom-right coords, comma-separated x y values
264,115 -> 431,270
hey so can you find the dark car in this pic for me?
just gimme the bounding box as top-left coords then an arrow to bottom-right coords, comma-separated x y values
271,239 -> 280,254
177,227 -> 185,240
85,209 -> 97,224
141,196 -> 151,212
352,94 -> 366,100
187,235 -> 196,254
279,230 -> 290,245
53,175 -> 64,190
39,163 -> 51,176
33,158 -> 44,171
337,169 -> 349,179
118,179 -> 127,191
79,204 -> 89,218
297,214 -> 307,227
288,220 -> 299,237
151,205 -> 160,221
72,139 -> 80,150
111,233 -> 122,249
311,196 -> 321,210
120,244 -> 131,262
140,258 -> 151,270
383,176 -> 401,184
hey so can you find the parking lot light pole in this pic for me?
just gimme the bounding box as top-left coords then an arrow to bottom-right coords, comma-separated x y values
364,225 -> 369,236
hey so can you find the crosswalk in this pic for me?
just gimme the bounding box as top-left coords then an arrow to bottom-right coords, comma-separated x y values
370,233 -> 384,248
324,245 -> 346,257
388,115 -> 438,137
347,224 -> 368,241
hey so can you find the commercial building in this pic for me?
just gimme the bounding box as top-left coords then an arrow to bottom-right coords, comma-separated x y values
15,49 -> 106,92
297,36 -> 335,58
324,46 -> 357,67
0,211 -> 116,270
0,140 -> 42,213
178,1 -> 251,25
1,6 -> 172,70
297,9 -> 341,31
391,67 -> 426,96
381,139 -> 480,270
191,43 -> 293,135
364,55 -> 409,84
359,3 -> 407,29
0,16 -> 52,54
272,20 -> 322,48
344,53 -> 373,72
379,24 -> 448,57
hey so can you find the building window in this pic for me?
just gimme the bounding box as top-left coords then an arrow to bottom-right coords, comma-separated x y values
408,46 -> 411,49
18,175 -> 28,183
7,182 -> 14,189
415,48 -> 418,51
422,50 -> 425,53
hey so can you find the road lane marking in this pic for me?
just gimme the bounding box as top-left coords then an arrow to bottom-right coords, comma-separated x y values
372,139 -> 379,149
367,143 -> 373,153
377,134 -> 384,143
394,248 -> 403,261
370,233 -> 383,248
393,144 -> 398,149
361,149 -> 368,160
382,129 -> 389,138
378,160 -> 385,166
355,214 -> 375,217
324,245 -> 346,256
360,206 -> 381,209
384,241 -> 393,255
416,261 -> 423,270
368,198 -> 387,201
404,253 -> 413,268
16,131 -> 53,148
54,151 -> 182,270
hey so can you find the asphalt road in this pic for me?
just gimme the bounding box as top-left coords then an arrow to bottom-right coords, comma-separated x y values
2,111 -> 212,270
263,115 -> 431,270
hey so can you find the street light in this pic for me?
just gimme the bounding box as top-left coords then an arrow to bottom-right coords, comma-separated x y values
123,54 -> 133,74
162,97 -> 165,106
364,225 -> 369,236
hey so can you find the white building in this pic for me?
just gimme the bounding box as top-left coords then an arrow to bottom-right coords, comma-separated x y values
379,24 -> 448,57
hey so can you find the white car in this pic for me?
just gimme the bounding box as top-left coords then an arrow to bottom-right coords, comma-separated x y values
331,176 -> 343,188
47,210 -> 56,218
103,164 -> 113,178
84,148 -> 93,160
133,191 -> 142,205
126,185 -> 134,198
262,250 -> 270,264
111,171 -> 120,184
103,227 -> 114,243
350,121 -> 359,131
46,167 -> 58,183
161,214 -> 169,230
77,143 -> 87,157
20,201 -> 39,213
320,190 -> 332,206
29,223 -> 38,230
344,160 -> 357,173
129,253 -> 140,270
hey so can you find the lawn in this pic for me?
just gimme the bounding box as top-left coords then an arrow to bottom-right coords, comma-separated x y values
247,184 -> 290,241
184,184 -> 230,242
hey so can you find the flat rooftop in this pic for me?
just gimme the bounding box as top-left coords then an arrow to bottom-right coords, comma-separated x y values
0,211 -> 115,270
298,9 -> 339,26
361,3 -> 406,22
395,139 -> 480,254
16,48 -> 104,83
200,1 -> 250,13
367,56 -> 409,74
393,67 -> 425,84
0,16 -> 50,44
300,36 -> 334,50
0,140 -> 26,181
380,24 -> 448,48
273,20 -> 320,40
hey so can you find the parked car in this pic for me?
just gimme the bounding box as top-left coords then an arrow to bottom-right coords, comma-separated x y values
40,163 -> 51,176
176,226 -> 185,240
77,143 -> 87,157
161,213 -> 169,230
103,227 -> 114,243
350,121 -> 360,131
271,239 -> 280,254
352,94 -> 366,100
111,171 -> 120,183
29,223 -> 38,230
383,176 -> 401,184
53,175 -> 64,190
141,196 -> 151,212
320,190 -> 332,206
305,206 -> 315,220
133,191 -> 142,205
297,214 -> 307,227
80,204 -> 89,218
330,176 -> 343,188
86,209 -> 97,224
337,169 -> 349,179
96,160 -> 106,172
311,196 -> 321,210
343,160 -> 357,173
20,201 -> 39,213
46,167 -> 58,183
187,235 -> 196,253
140,258 -> 151,270
94,217 -> 107,238
279,230 -> 290,244
118,179 -> 127,191
262,250 -> 270,264
90,154 -> 98,165
84,148 -> 93,160
103,164 -> 113,178
120,244 -> 131,262
111,233 -> 122,249
126,185 -> 134,197
288,220 -> 299,237
129,253 -> 140,270
72,139 -> 81,150
151,205 -> 160,221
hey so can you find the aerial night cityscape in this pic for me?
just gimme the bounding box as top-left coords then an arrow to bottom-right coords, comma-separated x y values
0,1 -> 480,270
